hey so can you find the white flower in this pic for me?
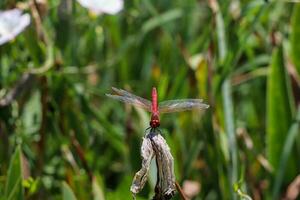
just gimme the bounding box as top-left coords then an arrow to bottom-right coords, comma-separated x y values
77,0 -> 123,15
0,9 -> 31,45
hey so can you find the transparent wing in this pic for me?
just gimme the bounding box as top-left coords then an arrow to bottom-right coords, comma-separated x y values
159,99 -> 209,113
106,87 -> 152,112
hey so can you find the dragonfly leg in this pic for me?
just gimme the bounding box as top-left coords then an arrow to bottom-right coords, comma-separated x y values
149,128 -> 161,135
145,128 -> 158,139
144,127 -> 163,138
144,127 -> 151,135
156,128 -> 162,135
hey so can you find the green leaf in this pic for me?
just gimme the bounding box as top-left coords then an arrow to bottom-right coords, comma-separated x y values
216,10 -> 227,63
290,4 -> 300,75
142,9 -> 183,35
62,182 -> 77,200
22,91 -> 42,135
92,176 -> 105,200
272,107 -> 300,199
266,46 -> 296,180
55,0 -> 73,51
222,79 -> 238,198
5,146 -> 24,200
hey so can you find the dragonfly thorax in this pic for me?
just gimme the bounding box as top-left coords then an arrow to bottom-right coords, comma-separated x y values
150,114 -> 160,128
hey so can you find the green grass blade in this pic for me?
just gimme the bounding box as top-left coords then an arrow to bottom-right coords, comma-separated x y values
62,181 -> 78,200
216,10 -> 227,63
142,9 -> 183,35
216,2 -> 238,198
4,146 -> 24,200
92,176 -> 105,200
290,4 -> 300,75
222,79 -> 238,197
267,46 -> 296,181
272,106 -> 300,199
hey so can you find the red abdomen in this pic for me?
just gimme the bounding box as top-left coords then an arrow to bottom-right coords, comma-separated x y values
152,87 -> 158,114
150,87 -> 160,128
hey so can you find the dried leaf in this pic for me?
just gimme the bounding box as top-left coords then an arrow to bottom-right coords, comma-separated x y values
130,137 -> 155,195
284,175 -> 300,200
131,131 -> 176,200
150,133 -> 176,199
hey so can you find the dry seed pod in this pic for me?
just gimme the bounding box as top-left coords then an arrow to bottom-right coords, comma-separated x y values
131,131 -> 176,199
150,133 -> 176,199
130,137 -> 154,195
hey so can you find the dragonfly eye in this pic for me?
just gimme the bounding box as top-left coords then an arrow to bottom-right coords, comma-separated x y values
150,119 -> 160,128
150,114 -> 160,128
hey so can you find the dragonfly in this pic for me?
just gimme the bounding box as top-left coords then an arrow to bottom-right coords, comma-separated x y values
106,87 -> 209,129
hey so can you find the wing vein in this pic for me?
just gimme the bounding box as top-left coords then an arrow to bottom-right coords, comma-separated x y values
159,99 -> 209,113
106,87 -> 152,112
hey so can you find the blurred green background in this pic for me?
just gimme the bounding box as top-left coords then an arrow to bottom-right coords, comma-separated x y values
0,0 -> 300,199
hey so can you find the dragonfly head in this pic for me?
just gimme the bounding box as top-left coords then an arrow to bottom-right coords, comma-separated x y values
150,114 -> 160,128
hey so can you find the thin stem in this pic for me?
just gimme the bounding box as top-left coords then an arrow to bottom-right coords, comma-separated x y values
71,133 -> 93,181
37,76 -> 48,175
175,181 -> 188,200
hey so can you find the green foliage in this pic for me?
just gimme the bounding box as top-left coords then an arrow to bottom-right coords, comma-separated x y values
5,146 -> 24,200
62,182 -> 77,200
92,176 -> 105,200
266,46 -> 296,180
272,108 -> 300,199
290,4 -> 300,75
0,0 -> 300,199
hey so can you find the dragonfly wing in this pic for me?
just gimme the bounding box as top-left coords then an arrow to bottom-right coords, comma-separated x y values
158,99 -> 209,113
106,87 -> 152,112
111,87 -> 152,107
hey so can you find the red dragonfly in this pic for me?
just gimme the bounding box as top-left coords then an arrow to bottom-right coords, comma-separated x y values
106,87 -> 209,129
